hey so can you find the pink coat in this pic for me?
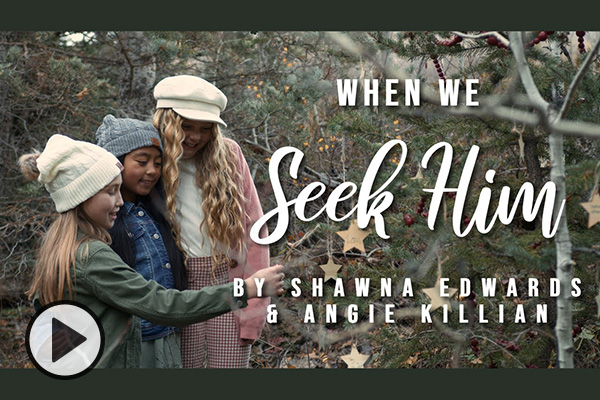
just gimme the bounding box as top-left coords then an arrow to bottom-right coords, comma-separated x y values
224,138 -> 270,343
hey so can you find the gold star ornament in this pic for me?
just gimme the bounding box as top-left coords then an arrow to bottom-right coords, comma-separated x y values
581,192 -> 600,228
319,257 -> 342,282
422,278 -> 458,312
341,344 -> 369,368
411,166 -> 424,180
336,219 -> 371,253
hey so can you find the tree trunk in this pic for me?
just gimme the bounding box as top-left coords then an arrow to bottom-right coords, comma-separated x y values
548,131 -> 575,368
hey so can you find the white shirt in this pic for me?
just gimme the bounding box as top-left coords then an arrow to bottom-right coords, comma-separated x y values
175,159 -> 212,257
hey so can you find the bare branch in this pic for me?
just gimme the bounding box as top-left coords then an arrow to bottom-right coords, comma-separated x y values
451,31 -> 510,47
558,38 -> 600,120
507,31 -> 548,110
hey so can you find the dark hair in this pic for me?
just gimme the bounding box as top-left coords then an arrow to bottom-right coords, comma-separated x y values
108,157 -> 187,290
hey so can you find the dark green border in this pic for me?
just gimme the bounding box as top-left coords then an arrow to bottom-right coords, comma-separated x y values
2,0 -> 600,395
2,1 -> 598,30
1,369 -> 597,396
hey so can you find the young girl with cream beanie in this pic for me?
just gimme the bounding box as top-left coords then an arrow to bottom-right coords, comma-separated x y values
19,134 -> 284,368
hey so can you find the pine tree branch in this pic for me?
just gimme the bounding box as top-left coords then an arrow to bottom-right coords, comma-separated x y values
328,32 -> 600,139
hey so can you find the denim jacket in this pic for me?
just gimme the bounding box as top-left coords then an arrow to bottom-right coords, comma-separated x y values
121,201 -> 177,341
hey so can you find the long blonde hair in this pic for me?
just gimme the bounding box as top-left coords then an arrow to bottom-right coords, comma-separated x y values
25,205 -> 112,305
153,109 -> 246,267
20,153 -> 112,305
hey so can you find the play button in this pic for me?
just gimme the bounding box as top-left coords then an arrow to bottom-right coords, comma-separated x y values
51,317 -> 87,362
26,301 -> 104,379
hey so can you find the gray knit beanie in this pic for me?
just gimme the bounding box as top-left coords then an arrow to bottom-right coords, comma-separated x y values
95,115 -> 163,158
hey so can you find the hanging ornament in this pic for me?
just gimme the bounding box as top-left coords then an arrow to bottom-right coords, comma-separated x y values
422,279 -> 458,312
422,254 -> 458,312
581,193 -> 600,228
430,55 -> 446,81
580,161 -> 600,228
411,165 -> 424,180
340,344 -> 370,368
437,34 -> 463,47
336,219 -> 371,253
576,31 -> 586,53
527,31 -> 554,47
319,256 -> 342,282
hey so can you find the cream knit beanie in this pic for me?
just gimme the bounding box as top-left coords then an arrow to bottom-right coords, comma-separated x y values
35,134 -> 123,212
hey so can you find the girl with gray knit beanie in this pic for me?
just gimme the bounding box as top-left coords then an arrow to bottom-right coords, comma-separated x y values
95,114 -> 186,368
19,134 -> 285,369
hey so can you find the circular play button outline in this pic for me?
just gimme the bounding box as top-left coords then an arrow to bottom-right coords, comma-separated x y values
25,300 -> 105,379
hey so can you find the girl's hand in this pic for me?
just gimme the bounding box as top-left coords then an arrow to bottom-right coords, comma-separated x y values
245,264 -> 285,298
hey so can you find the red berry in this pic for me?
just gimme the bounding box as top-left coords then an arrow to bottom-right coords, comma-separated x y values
403,213 -> 414,227
421,211 -> 428,218
538,31 -> 548,41
528,330 -> 538,339
486,36 -> 498,46
470,338 -> 479,347
463,216 -> 471,225
576,31 -> 586,37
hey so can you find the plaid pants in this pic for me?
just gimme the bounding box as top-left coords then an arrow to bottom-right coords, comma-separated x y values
181,256 -> 251,368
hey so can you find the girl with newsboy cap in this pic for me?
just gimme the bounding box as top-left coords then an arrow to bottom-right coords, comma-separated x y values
95,115 -> 187,368
153,75 -> 270,368
19,134 -> 284,368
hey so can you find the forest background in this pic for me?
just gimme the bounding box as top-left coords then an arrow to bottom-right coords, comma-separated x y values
1,31 -> 600,369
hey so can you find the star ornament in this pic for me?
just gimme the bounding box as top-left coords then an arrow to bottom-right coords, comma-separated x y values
411,167 -> 424,180
319,257 -> 342,282
341,344 -> 369,368
581,192 -> 600,228
422,279 -> 458,312
336,219 -> 371,253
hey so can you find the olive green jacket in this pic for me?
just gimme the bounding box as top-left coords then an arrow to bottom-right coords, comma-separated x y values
35,238 -> 247,368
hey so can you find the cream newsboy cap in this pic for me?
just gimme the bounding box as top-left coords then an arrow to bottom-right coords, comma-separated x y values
153,75 -> 228,127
